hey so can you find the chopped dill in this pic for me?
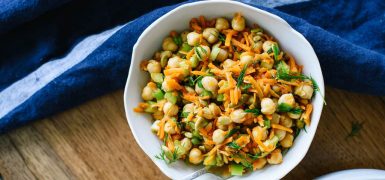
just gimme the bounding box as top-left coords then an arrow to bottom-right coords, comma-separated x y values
237,64 -> 248,87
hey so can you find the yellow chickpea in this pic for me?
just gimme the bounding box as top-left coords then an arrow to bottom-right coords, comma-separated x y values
252,126 -> 268,141
253,158 -> 267,170
189,148 -> 204,164
215,17 -> 230,30
267,149 -> 283,164
231,13 -> 245,31
162,37 -> 178,52
280,134 -> 294,148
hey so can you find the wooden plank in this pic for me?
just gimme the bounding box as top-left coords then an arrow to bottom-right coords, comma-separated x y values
0,134 -> 36,180
8,126 -> 76,180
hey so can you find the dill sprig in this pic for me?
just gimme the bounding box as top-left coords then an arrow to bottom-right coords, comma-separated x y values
272,43 -> 280,61
347,122 -> 364,138
225,127 -> 240,138
218,33 -> 226,42
227,142 -> 241,150
237,64 -> 248,87
244,108 -> 261,116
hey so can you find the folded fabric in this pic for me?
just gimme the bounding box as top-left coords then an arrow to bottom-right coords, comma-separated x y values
0,0 -> 384,133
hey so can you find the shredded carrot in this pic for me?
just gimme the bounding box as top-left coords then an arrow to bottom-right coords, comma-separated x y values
147,82 -> 157,89
183,93 -> 198,102
224,30 -> 238,47
199,15 -> 206,29
187,112 -> 194,121
165,79 -> 182,91
288,54 -> 298,73
191,71 -> 207,76
272,124 -> 293,133
164,68 -> 185,76
234,87 -> 239,105
231,38 -> 251,51
158,118 -> 167,139
304,104 -> 313,125
243,32 -> 250,47
263,84 -> 271,96
133,107 -> 143,113
245,76 -> 263,99
170,31 -> 178,37
278,79 -> 299,86
230,89 -> 235,105
186,48 -> 195,60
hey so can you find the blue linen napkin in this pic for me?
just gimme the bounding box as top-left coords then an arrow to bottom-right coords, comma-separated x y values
0,0 -> 384,133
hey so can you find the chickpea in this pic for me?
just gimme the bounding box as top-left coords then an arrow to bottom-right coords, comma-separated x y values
187,32 -> 201,46
181,138 -> 192,151
167,56 -> 181,68
189,148 -> 204,164
271,113 -> 280,124
180,31 -> 189,42
280,134 -> 294,148
146,60 -> 161,73
230,109 -> 247,123
185,86 -> 196,94
275,129 -> 287,141
294,83 -> 314,99
215,17 -> 230,30
261,98 -> 277,115
161,77 -> 177,92
216,48 -> 228,62
260,58 -> 274,69
253,158 -> 267,170
240,52 -> 254,66
164,121 -> 176,134
252,41 -> 263,52
189,55 -> 199,68
183,103 -> 195,113
223,59 -> 236,69
202,107 -> 214,120
141,85 -> 154,101
196,45 -> 211,60
209,103 -> 221,116
194,116 -> 207,130
288,111 -> 301,119
278,93 -> 295,108
162,37 -> 178,52
267,149 -> 283,164
163,101 -> 179,116
160,51 -> 172,68
262,40 -> 274,52
201,76 -> 218,92
231,13 -> 246,31
195,83 -> 204,94
280,115 -> 293,128
212,129 -> 226,144
252,126 -> 268,141
217,124 -> 228,131
217,115 -> 231,126
151,120 -> 160,133
203,28 -> 219,44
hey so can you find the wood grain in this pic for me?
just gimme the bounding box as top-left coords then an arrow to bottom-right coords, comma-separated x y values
0,87 -> 384,180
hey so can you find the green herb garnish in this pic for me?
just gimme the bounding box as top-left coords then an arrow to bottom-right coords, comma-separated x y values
173,36 -> 183,46
290,108 -> 303,114
278,103 -> 292,112
227,142 -> 241,150
180,112 -> 189,118
237,64 -> 248,87
251,28 -> 263,33
272,43 -> 280,61
194,46 -> 207,60
225,127 -> 240,138
218,33 -> 226,42
247,152 -> 262,160
264,118 -> 271,128
245,108 -> 261,116
240,83 -> 252,91
347,122 -> 364,138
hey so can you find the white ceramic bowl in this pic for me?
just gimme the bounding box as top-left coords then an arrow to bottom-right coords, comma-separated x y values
124,1 -> 325,179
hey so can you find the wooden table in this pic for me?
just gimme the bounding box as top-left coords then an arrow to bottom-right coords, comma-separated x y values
0,87 -> 384,180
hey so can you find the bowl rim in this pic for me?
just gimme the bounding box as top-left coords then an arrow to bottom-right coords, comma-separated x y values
124,0 -> 325,179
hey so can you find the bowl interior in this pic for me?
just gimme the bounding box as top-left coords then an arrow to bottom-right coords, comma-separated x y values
124,1 -> 324,179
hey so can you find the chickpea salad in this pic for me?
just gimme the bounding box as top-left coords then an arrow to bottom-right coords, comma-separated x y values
134,13 -> 321,177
